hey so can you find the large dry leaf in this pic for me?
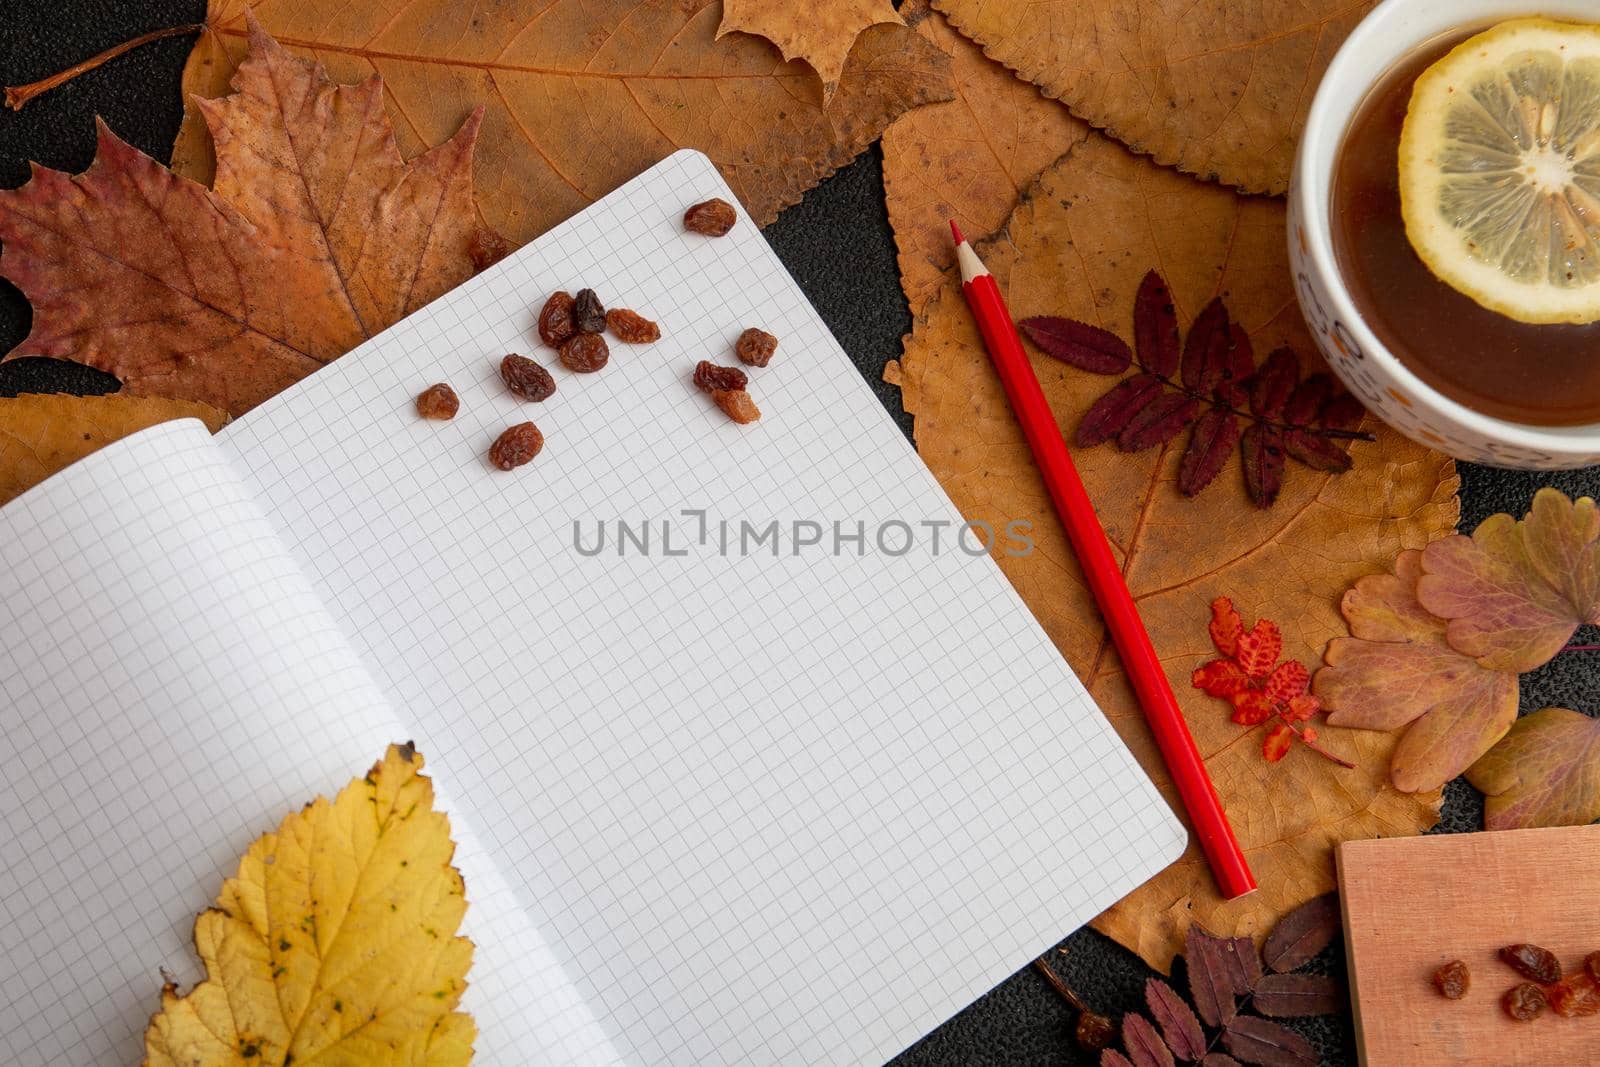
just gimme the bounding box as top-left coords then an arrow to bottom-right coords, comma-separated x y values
882,0 -> 1087,316
0,393 -> 227,506
931,0 -> 1377,195
891,133 -> 1458,970
143,744 -> 474,1067
0,23 -> 499,416
718,0 -> 903,102
174,0 -> 954,245
1467,707 -> 1600,831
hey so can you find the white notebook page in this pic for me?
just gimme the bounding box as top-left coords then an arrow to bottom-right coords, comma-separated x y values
0,421 -> 618,1067
221,150 -> 1187,1063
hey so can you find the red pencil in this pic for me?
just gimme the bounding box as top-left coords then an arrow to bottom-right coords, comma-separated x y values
950,220 -> 1255,900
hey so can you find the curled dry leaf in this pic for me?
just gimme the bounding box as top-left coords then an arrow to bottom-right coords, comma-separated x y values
717,0 -> 903,101
1315,550 -> 1519,792
930,0 -> 1377,194
0,393 -> 227,507
890,130 -> 1455,970
1466,707 -> 1600,831
143,744 -> 474,1067
1417,489 -> 1600,672
0,21 -> 500,416
178,0 -> 954,245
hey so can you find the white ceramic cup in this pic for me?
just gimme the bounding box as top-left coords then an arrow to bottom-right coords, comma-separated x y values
1289,0 -> 1600,469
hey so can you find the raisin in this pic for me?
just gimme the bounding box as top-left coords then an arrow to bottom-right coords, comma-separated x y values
712,388 -> 760,424
489,422 -> 543,470
1503,982 -> 1547,1022
1588,951 -> 1600,982
500,354 -> 556,402
1431,960 -> 1470,1000
1073,1012 -> 1114,1053
573,288 -> 607,333
538,291 -> 577,347
606,307 -> 661,343
693,360 -> 748,393
735,327 -> 778,367
1499,944 -> 1562,984
559,332 -> 610,373
684,197 -> 737,236
415,383 -> 459,420
1548,973 -> 1600,1017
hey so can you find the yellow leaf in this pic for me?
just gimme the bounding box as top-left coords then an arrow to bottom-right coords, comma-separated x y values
718,0 -> 903,101
174,0 -> 953,245
0,393 -> 227,506
143,744 -> 475,1067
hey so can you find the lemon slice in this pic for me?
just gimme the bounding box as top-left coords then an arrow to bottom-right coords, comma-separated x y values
1399,18 -> 1600,325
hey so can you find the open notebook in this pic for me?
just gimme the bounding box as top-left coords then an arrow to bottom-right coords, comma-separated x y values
0,150 -> 1185,1065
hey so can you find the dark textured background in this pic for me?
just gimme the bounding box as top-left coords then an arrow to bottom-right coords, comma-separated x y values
3,5 -> 1598,1064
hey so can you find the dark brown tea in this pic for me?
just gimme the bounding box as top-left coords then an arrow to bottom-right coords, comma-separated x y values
1332,33 -> 1600,427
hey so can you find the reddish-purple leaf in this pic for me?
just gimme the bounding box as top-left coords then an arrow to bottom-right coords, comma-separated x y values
1146,978 -> 1206,1061
1119,393 -> 1202,451
1079,374 -> 1164,447
1250,348 -> 1299,420
1202,1057 -> 1243,1067
1221,1016 -> 1317,1067
1103,1052 -> 1137,1067
1179,408 -> 1241,497
1181,299 -> 1230,394
1262,893 -> 1340,973
1252,973 -> 1345,1017
1186,925 -> 1240,1028
1284,429 -> 1353,472
1021,316 -> 1133,374
1135,271 -> 1181,377
1283,373 -> 1333,426
1318,390 -> 1366,430
1241,424 -> 1286,508
1223,935 -> 1262,992
1123,1013 -> 1176,1067
1217,318 -> 1254,401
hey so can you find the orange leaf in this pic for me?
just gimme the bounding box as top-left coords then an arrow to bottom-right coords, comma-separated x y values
1264,660 -> 1310,703
0,20 -> 499,416
1234,618 -> 1283,678
1284,694 -> 1321,724
1231,691 -> 1276,727
718,0 -> 903,101
1209,596 -> 1244,657
1192,658 -> 1251,698
1263,723 -> 1295,762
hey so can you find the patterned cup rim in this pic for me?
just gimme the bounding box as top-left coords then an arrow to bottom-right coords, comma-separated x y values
1295,0 -> 1600,459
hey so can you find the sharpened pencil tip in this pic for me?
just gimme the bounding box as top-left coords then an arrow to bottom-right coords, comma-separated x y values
948,219 -> 965,245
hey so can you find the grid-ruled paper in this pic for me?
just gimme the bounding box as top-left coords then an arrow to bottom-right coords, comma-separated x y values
222,149 -> 1187,1063
0,420 -> 618,1066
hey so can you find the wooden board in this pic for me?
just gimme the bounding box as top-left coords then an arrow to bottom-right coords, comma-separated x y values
1338,826 -> 1600,1065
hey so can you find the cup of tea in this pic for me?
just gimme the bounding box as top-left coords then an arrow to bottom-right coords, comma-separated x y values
1290,0 -> 1600,468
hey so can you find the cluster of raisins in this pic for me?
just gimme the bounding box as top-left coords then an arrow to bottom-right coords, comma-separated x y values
692,327 -> 778,426
1432,944 -> 1600,1023
414,285 -> 660,471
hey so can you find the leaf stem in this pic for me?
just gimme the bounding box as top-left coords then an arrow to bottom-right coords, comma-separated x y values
1032,957 -> 1090,1014
5,23 -> 205,111
1558,643 -> 1600,654
1132,363 -> 1377,444
1283,719 -> 1356,769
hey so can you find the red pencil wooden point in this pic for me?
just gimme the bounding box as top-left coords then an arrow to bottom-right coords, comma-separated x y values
946,220 -> 1256,900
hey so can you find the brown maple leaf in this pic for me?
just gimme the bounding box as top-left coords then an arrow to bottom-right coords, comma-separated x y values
173,0 -> 954,245
0,19 -> 501,416
718,0 -> 904,102
887,123 -> 1457,971
931,0 -> 1377,195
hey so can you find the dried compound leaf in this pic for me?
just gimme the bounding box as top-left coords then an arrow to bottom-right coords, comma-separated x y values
1135,271 -> 1182,378
0,393 -> 228,506
1118,393 -> 1201,452
1467,707 -> 1600,831
1316,550 -> 1520,792
1079,374 -> 1163,447
1417,489 -> 1600,673
1251,973 -> 1344,1017
1262,892 -> 1340,973
1181,299 -> 1231,396
1121,1013 -> 1175,1067
717,0 -> 903,100
1186,925 -> 1241,1028
1179,408 -> 1241,497
0,23 -> 500,416
1145,978 -> 1206,1062
178,3 -> 954,245
142,744 -> 474,1067
1102,1052 -> 1136,1067
931,0 -> 1376,194
1221,1016 -> 1318,1067
1282,430 -> 1352,473
1240,424 -> 1287,508
1250,349 -> 1299,420
1020,317 -> 1133,374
